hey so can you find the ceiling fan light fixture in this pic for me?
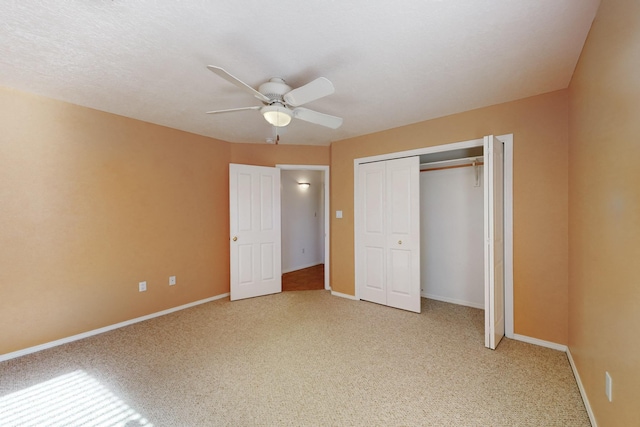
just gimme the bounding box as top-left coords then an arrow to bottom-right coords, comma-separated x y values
261,104 -> 292,127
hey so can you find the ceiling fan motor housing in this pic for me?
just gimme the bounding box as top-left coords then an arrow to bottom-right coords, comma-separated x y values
259,78 -> 292,103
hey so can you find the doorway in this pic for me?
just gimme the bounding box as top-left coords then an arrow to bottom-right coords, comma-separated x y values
277,165 -> 330,291
354,135 -> 514,344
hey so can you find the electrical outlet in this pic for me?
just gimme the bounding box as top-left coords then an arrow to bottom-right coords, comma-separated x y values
169,276 -> 176,286
605,371 -> 612,402
138,281 -> 147,292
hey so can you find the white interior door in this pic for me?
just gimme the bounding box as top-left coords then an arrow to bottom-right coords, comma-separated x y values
229,163 -> 282,301
357,157 -> 420,313
484,136 -> 505,349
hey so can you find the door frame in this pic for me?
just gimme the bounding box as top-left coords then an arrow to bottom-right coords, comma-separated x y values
354,135 -> 514,338
276,164 -> 331,291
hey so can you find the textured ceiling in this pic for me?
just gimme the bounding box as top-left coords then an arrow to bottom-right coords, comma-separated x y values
1,1 -> 599,146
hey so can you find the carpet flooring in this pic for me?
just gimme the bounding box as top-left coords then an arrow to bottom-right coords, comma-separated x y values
0,291 -> 590,426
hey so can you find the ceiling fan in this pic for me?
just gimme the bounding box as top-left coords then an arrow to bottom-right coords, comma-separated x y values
206,66 -> 343,129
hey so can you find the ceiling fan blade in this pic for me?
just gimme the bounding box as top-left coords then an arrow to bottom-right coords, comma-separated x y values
284,77 -> 335,107
206,106 -> 261,114
293,107 -> 343,129
207,66 -> 270,103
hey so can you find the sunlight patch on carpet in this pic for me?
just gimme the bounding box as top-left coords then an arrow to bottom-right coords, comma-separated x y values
0,370 -> 153,427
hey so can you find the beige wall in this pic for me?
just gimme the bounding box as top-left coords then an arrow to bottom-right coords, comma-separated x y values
330,90 -> 570,345
230,142 -> 330,166
0,86 -> 329,356
0,86 -> 231,354
568,0 -> 640,424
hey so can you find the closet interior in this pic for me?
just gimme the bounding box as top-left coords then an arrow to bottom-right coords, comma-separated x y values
419,146 -> 485,309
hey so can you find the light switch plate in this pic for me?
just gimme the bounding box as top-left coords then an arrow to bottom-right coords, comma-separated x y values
336,210 -> 343,219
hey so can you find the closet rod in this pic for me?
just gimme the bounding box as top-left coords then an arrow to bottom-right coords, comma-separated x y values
420,156 -> 483,172
419,156 -> 483,168
420,162 -> 484,173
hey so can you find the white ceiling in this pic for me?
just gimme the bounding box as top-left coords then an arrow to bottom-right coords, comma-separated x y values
1,1 -> 599,146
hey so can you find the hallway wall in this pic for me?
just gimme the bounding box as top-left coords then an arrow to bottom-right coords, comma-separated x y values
281,170 -> 324,273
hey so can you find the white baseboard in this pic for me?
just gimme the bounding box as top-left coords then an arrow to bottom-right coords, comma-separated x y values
567,348 -> 597,427
512,333 -> 567,352
331,291 -> 359,300
0,293 -> 230,363
422,293 -> 484,309
282,262 -> 323,274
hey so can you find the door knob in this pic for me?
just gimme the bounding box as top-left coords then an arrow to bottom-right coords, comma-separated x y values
232,236 -> 238,241
398,240 -> 402,245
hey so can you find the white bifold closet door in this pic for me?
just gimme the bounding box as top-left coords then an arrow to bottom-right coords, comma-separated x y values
357,156 -> 421,313
229,163 -> 282,301
484,135 -> 505,349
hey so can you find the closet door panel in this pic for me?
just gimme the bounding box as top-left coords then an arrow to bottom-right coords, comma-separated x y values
388,166 -> 412,234
386,157 -> 421,313
364,169 -> 385,234
356,157 -> 420,313
358,162 -> 387,305
388,248 -> 412,295
484,135 -> 505,349
364,247 -> 385,290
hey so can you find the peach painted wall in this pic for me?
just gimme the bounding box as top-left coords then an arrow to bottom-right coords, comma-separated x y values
330,90 -> 570,345
568,0 -> 640,424
0,85 -> 332,357
230,142 -> 330,167
0,86 -> 231,355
